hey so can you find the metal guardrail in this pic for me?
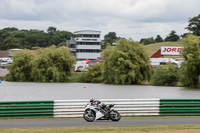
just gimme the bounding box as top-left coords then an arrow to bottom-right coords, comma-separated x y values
1,99 -> 200,118
160,99 -> 200,116
54,99 -> 160,117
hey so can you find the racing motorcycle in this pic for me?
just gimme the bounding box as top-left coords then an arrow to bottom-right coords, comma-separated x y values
83,99 -> 121,122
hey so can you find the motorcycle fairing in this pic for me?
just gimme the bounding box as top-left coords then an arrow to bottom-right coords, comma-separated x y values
95,111 -> 104,120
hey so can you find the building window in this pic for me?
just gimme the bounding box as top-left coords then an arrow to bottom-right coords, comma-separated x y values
76,49 -> 101,53
76,42 -> 100,45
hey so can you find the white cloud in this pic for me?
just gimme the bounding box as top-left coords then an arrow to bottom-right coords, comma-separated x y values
0,0 -> 200,40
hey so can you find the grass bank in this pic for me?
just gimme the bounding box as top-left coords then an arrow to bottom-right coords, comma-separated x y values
144,41 -> 183,57
1,125 -> 200,133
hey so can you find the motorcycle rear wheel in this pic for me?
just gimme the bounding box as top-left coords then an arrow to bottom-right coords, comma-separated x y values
83,110 -> 95,122
109,110 -> 121,121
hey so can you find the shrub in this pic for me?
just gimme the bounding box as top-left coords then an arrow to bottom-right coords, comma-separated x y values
81,63 -> 104,83
6,49 -> 34,81
151,63 -> 179,86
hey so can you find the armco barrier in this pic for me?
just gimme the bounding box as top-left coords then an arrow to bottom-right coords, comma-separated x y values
0,101 -> 54,118
54,99 -> 160,117
160,99 -> 200,116
1,99 -> 200,118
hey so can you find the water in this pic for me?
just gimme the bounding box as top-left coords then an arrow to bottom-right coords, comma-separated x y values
0,81 -> 200,101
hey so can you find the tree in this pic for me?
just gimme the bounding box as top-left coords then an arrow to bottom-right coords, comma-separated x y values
6,46 -> 76,82
1,37 -> 21,50
103,39 -> 152,84
103,32 -> 119,46
6,49 -> 34,81
151,63 -> 179,86
140,37 -> 155,45
49,31 -> 72,46
155,35 -> 163,42
179,34 -> 200,88
31,46 -> 76,82
185,14 -> 200,36
47,26 -> 57,35
81,63 -> 104,83
0,27 -> 72,50
165,30 -> 180,41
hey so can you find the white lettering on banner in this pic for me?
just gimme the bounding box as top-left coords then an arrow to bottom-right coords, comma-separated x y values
161,46 -> 183,55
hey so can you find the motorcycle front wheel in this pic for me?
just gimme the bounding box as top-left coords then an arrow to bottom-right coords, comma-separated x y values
83,109 -> 95,122
109,110 -> 121,121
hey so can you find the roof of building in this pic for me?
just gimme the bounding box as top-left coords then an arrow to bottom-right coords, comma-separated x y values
74,30 -> 101,34
150,49 -> 161,58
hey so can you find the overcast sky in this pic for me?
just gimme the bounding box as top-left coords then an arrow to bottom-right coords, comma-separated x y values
0,0 -> 200,41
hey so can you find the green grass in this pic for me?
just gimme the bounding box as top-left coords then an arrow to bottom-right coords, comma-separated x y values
1,125 -> 200,133
1,116 -> 200,121
144,41 -> 183,57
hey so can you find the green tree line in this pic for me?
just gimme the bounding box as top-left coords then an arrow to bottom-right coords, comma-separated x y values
6,46 -> 76,82
0,26 -> 72,50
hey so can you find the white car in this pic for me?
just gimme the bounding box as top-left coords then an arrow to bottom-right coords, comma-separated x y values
0,57 -> 12,62
7,58 -> 13,63
0,62 -> 8,68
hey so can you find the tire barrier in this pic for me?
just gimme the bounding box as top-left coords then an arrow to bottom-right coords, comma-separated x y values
0,99 -> 200,118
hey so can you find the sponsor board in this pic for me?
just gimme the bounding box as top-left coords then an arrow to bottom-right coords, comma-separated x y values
161,46 -> 183,55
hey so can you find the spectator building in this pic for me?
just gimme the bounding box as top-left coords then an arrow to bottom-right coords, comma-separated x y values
67,30 -> 101,62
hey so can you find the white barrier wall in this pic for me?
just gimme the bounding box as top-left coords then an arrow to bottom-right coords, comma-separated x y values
53,99 -> 160,118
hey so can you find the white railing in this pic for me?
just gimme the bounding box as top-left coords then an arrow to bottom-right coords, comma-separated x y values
53,99 -> 160,118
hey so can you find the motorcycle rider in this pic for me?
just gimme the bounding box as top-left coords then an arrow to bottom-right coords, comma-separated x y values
89,98 -> 107,114
90,98 -> 101,105
83,98 -> 121,122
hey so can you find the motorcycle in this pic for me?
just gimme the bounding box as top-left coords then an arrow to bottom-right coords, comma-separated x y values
83,100 -> 121,122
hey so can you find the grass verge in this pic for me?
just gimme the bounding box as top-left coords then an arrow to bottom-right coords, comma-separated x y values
1,125 -> 200,133
1,116 -> 200,121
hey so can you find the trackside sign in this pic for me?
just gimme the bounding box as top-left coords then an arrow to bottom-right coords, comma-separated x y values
161,46 -> 183,55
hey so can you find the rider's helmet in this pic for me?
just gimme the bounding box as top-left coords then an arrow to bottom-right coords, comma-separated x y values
90,97 -> 95,103
101,103 -> 106,109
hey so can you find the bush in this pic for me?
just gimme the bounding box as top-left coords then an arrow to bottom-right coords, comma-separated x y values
151,64 -> 179,86
68,73 -> 86,83
6,49 -> 34,81
81,63 -> 104,83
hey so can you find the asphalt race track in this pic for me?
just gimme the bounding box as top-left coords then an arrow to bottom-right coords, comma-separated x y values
1,118 -> 200,128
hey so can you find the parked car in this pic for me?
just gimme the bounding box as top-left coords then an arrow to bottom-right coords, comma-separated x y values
74,61 -> 89,72
150,58 -> 180,68
0,62 -> 8,68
